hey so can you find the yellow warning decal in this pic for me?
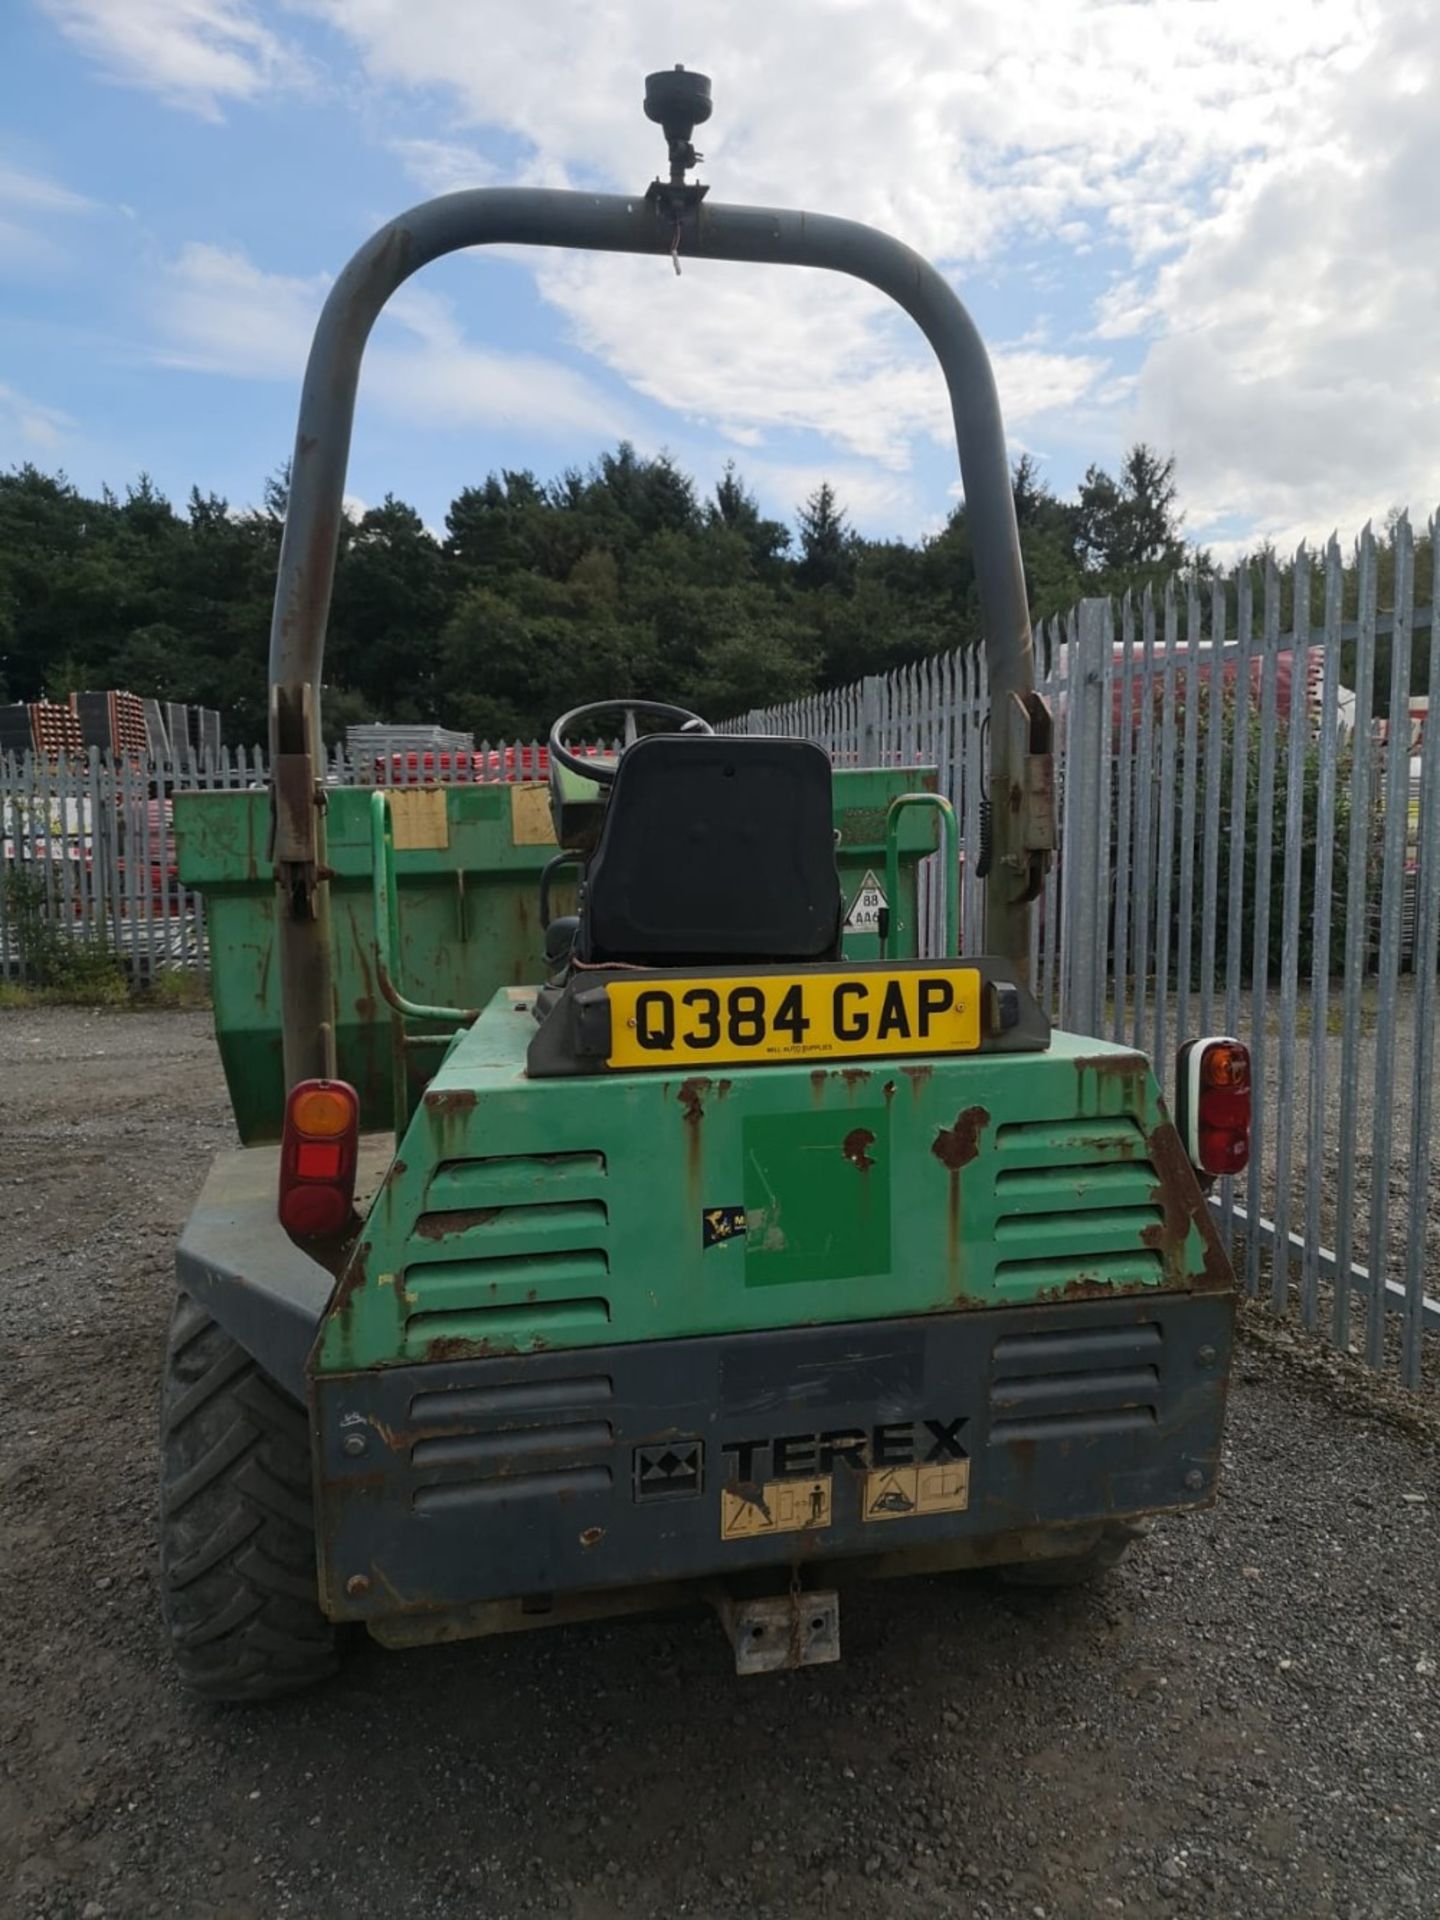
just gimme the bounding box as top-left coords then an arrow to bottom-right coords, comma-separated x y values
510,783 -> 557,846
862,1462 -> 971,1522
720,1477 -> 832,1541
388,788 -> 449,850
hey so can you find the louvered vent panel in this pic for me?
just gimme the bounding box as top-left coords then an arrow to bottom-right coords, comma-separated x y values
402,1154 -> 610,1359
990,1121 -> 1164,1300
987,1321 -> 1163,1444
405,1372 -> 617,1513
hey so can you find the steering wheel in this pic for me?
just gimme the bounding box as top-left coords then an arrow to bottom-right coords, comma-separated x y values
548,699 -> 713,787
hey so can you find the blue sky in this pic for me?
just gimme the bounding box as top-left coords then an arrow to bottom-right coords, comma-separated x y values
2,2 -> 1435,555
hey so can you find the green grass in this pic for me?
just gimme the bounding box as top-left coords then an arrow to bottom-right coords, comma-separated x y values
0,969 -> 210,1011
136,969 -> 212,1010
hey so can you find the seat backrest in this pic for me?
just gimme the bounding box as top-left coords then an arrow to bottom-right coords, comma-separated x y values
577,734 -> 842,965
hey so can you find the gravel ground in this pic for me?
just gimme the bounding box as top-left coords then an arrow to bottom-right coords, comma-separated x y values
2,1006 -> 1438,1920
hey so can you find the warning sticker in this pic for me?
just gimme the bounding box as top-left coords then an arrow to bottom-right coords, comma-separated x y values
388,788 -> 449,851
510,784 -> 558,846
720,1476 -> 832,1541
862,1462 -> 971,1523
702,1206 -> 748,1249
843,868 -> 888,933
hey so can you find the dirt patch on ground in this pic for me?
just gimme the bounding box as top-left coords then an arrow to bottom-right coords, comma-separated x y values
2,1008 -> 1437,1920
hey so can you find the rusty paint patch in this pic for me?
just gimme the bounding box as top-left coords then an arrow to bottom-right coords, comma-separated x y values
1146,1120 -> 1235,1293
1073,1052 -> 1148,1082
579,1526 -> 605,1549
842,1127 -> 876,1172
901,1064 -> 933,1100
716,1079 -> 733,1101
329,1243 -> 371,1318
810,1068 -> 828,1106
425,1088 -> 477,1117
422,1332 -> 548,1362
931,1106 -> 988,1293
941,1114 -> 988,1271
423,1335 -> 491,1362
840,1068 -> 871,1094
413,1207 -> 502,1240
1035,1274 -> 1128,1304
678,1076 -> 710,1202
931,1105 -> 990,1173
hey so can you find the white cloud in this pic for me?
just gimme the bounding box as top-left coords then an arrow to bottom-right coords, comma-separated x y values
736,457 -> 919,533
155,243 -> 326,376
281,0 -> 1396,531
0,162 -> 95,215
534,253 -> 1102,471
1129,2 -> 1440,548
388,139 -> 500,197
0,382 -> 74,454
153,241 -> 631,441
0,159 -> 98,277
45,0 -> 1439,543
41,0 -> 307,120
296,1 -> 1364,261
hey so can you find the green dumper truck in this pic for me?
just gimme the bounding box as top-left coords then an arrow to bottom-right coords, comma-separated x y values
161,69 -> 1245,1700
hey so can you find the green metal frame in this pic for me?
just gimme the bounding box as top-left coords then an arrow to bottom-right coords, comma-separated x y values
369,790 -> 478,1138
883,793 -> 959,958
369,791 -> 476,1029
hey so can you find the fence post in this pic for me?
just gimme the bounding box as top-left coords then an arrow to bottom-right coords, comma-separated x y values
1062,598 -> 1111,1037
859,676 -> 884,768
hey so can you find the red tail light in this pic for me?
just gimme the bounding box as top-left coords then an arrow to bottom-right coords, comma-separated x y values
1176,1038 -> 1251,1177
279,1078 -> 359,1237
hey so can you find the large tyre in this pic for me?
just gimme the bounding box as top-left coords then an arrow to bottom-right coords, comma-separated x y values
998,1518 -> 1150,1588
159,1292 -> 337,1702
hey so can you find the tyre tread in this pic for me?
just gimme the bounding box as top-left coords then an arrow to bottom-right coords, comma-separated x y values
159,1292 -> 336,1702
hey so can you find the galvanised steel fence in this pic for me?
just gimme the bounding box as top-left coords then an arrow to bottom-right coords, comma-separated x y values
3,515 -> 1436,1387
729,514 -> 1440,1391
0,738 -> 557,981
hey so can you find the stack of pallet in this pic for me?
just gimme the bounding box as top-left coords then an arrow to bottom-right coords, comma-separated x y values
71,689 -> 149,758
27,700 -> 84,761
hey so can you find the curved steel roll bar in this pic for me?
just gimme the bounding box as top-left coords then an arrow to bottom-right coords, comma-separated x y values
268,186 -> 1052,1085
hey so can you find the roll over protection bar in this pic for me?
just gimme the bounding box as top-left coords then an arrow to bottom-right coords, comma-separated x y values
268,186 -> 1052,1087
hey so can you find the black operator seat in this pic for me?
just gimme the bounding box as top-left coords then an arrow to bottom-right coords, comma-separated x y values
576,734 -> 843,967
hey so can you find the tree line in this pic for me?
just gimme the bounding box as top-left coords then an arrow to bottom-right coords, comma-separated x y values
0,443 -> 1229,745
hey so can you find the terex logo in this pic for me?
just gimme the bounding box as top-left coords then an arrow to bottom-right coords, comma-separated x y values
721,1418 -> 968,1482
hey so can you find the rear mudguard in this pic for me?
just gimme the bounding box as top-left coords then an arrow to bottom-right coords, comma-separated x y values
175,1143 -> 380,1399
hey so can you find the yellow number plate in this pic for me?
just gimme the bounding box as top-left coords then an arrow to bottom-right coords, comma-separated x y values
606,968 -> 981,1070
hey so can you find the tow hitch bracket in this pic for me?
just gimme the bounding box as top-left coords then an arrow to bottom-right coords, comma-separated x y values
714,1589 -> 840,1675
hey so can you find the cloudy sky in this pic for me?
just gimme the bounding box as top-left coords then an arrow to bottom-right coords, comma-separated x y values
1,1 -> 1435,552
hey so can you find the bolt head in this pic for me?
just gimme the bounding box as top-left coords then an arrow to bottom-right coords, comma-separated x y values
345,1573 -> 370,1599
1197,1344 -> 1217,1366
1184,1468 -> 1205,1491
342,1431 -> 367,1457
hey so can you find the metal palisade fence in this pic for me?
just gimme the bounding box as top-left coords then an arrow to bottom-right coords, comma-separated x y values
0,738 -> 556,980
729,514 -> 1440,1391
2,515 -> 1437,1387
